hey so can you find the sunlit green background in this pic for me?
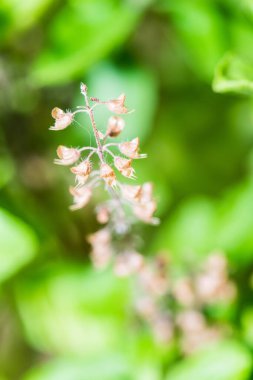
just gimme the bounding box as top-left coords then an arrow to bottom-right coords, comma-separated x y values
1,0 -> 253,379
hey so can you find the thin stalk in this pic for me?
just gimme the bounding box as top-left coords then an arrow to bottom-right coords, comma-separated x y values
81,86 -> 105,163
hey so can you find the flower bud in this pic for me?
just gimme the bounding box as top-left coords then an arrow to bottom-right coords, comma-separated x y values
100,163 -> 116,187
51,107 -> 65,119
106,116 -> 125,137
119,137 -> 146,159
80,82 -> 87,94
96,205 -> 110,224
114,156 -> 135,179
54,146 -> 80,165
69,186 -> 92,211
106,94 -> 128,114
50,108 -> 73,131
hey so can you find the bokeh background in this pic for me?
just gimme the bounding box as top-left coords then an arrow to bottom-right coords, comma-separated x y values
1,0 -> 253,379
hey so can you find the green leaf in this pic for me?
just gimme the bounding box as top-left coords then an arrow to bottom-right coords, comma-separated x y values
15,264 -> 130,357
213,54 -> 253,95
0,208 -> 38,283
30,0 -> 142,86
152,197 -> 217,263
241,308 -> 253,348
165,0 -> 226,80
0,0 -> 53,40
23,355 -> 130,380
0,156 -> 15,188
151,178 -> 253,265
165,341 -> 252,380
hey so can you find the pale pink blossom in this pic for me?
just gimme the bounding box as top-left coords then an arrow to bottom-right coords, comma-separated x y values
133,200 -> 158,224
114,156 -> 135,179
121,184 -> 142,201
100,163 -> 116,187
71,160 -> 92,176
106,116 -> 125,137
50,107 -> 73,131
54,146 -> 80,165
96,205 -> 110,224
87,229 -> 112,269
69,186 -> 92,211
106,94 -> 128,114
119,137 -> 146,159
114,251 -> 144,277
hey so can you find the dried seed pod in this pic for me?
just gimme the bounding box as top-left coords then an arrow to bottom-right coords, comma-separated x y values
54,146 -> 80,165
106,116 -> 125,137
100,163 -> 116,187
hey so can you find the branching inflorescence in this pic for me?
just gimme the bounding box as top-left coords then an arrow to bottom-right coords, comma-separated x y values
50,84 -> 158,271
50,84 -> 237,350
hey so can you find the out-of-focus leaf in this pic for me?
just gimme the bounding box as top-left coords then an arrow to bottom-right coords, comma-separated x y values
241,308 -> 253,348
81,62 -> 158,142
214,179 -> 253,260
0,0 -> 53,41
15,265 -> 130,357
152,198 -> 216,263
165,0 -> 226,80
213,54 -> 253,95
165,341 -> 252,380
30,0 -> 143,86
152,178 -> 253,265
0,208 -> 38,283
0,156 -> 15,188
23,355 -> 130,380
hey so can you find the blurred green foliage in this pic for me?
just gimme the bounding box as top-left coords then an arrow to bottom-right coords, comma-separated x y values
1,0 -> 253,379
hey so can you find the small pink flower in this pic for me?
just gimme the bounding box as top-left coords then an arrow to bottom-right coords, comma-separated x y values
106,94 -> 128,114
71,160 -> 92,176
100,163 -> 116,187
106,116 -> 125,137
114,251 -> 144,277
133,200 -> 158,224
114,156 -> 135,179
50,107 -> 73,131
69,186 -> 92,210
87,229 -> 112,269
71,160 -> 92,185
119,137 -> 146,159
96,205 -> 110,224
121,184 -> 142,200
54,146 -> 80,166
